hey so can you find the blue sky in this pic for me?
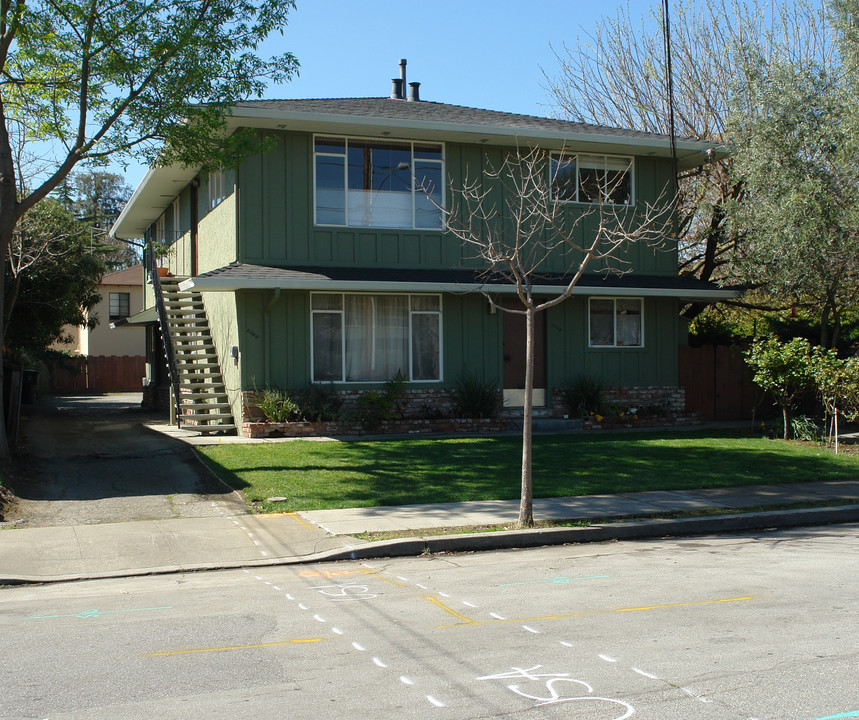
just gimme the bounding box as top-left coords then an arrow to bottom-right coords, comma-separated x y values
264,0 -> 663,114
120,0 -> 665,187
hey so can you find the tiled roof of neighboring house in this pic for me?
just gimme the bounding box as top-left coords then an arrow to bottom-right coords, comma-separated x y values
102,264 -> 143,286
232,98 -> 681,143
181,262 -> 738,301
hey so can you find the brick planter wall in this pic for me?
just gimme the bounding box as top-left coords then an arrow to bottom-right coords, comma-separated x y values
242,417 -> 507,438
241,388 -> 506,437
553,385 -> 698,429
241,384 -> 695,437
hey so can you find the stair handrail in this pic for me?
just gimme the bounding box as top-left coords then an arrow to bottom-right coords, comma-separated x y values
145,234 -> 183,428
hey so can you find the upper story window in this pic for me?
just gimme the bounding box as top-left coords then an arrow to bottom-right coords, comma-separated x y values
109,292 -> 130,322
314,136 -> 444,229
208,170 -> 227,210
551,153 -> 633,205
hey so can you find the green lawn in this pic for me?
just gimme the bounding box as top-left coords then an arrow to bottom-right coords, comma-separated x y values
195,430 -> 859,513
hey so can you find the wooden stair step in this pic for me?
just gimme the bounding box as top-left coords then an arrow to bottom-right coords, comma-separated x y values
185,424 -> 237,434
181,412 -> 234,422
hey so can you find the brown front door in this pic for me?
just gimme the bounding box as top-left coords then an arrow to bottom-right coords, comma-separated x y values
502,300 -> 546,407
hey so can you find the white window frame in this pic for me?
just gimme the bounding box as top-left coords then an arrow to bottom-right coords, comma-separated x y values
310,292 -> 444,383
171,199 -> 181,242
313,134 -> 445,230
588,297 -> 644,348
109,292 -> 130,321
208,171 -> 227,210
550,152 -> 634,206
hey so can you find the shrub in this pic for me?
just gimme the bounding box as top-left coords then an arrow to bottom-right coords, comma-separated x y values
253,386 -> 301,423
788,415 -> 823,442
745,337 -> 815,440
451,374 -> 502,419
558,375 -> 604,417
356,372 -> 407,430
296,384 -> 343,422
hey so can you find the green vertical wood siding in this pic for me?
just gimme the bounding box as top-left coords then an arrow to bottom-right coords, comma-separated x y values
236,289 -> 678,394
237,130 -> 678,277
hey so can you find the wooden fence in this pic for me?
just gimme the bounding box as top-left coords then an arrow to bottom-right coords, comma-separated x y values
679,345 -> 767,421
45,355 -> 145,394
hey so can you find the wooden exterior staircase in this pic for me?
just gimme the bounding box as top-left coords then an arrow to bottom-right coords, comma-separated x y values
159,276 -> 236,434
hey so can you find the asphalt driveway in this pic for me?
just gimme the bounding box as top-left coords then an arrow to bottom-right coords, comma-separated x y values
6,394 -> 247,527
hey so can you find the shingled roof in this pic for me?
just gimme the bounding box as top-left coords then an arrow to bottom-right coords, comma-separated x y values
232,97 -> 678,143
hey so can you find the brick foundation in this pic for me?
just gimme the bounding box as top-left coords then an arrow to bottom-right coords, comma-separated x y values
242,417 -> 507,439
241,384 -> 695,437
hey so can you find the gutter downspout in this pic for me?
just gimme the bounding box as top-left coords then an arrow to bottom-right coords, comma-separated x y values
263,288 -> 282,386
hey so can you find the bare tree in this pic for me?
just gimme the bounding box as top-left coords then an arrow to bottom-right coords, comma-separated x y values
543,0 -> 833,313
440,147 -> 671,527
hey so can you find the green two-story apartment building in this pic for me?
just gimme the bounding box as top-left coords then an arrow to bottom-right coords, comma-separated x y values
111,74 -> 732,435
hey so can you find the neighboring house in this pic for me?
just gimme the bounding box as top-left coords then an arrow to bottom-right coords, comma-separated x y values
50,264 -> 146,392
110,64 -> 734,435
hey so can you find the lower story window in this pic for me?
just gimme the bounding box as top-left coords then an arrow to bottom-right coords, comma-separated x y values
311,293 -> 441,382
589,297 -> 643,347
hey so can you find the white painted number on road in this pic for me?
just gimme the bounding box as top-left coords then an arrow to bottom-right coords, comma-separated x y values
309,583 -> 378,601
478,665 -> 634,718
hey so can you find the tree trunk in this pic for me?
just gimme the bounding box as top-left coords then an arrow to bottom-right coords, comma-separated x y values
0,104 -> 17,460
782,405 -> 790,441
517,304 -> 535,528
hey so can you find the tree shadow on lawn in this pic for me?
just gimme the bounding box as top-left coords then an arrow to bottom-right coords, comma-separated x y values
198,431 -> 859,510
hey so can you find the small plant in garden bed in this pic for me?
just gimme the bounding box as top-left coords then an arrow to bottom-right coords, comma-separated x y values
253,385 -> 301,423
451,373 -> 502,419
295,383 -> 343,422
355,372 -> 407,430
559,375 -> 603,417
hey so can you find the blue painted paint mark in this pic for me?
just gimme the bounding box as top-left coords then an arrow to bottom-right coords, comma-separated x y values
500,575 -> 609,587
19,606 -> 173,621
815,712 -> 859,719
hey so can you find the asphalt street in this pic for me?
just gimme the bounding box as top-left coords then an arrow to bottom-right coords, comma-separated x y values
2,524 -> 857,719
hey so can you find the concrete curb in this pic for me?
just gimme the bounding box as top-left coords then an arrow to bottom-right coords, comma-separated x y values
315,504 -> 859,561
3,504 -> 857,585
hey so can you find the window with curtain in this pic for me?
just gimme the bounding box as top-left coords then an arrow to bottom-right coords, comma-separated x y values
311,293 -> 442,382
314,136 -> 443,229
588,297 -> 643,347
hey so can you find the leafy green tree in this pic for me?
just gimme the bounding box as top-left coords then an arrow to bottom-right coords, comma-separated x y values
62,172 -> 137,269
745,337 -> 815,439
808,349 -> 859,452
0,0 -> 299,457
728,50 -> 859,349
5,197 -> 104,356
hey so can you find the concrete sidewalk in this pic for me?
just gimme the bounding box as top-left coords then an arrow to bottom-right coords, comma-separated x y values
2,480 -> 858,585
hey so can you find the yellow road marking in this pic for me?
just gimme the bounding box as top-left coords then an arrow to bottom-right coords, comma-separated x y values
426,596 -> 478,624
436,612 -> 586,629
374,573 -> 406,588
145,638 -> 322,657
286,512 -> 315,529
615,596 -> 753,613
430,595 -> 753,629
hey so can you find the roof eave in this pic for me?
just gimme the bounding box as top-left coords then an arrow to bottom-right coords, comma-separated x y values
223,107 -> 724,169
180,274 -> 740,301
